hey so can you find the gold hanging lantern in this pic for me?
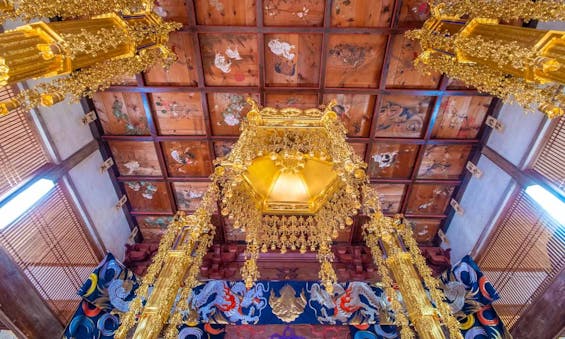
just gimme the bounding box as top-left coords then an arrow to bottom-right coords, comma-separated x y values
0,6 -> 181,116
117,100 -> 463,339
406,12 -> 565,119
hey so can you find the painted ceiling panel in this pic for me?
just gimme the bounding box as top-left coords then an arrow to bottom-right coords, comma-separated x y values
94,0 -> 493,247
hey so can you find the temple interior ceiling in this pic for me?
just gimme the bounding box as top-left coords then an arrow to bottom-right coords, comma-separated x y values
93,0 -> 495,249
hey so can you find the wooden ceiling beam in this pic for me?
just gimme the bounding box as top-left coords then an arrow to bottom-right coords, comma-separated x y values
104,85 -> 488,97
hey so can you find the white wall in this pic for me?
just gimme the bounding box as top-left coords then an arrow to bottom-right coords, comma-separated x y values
486,102 -> 546,168
67,151 -> 131,260
446,155 -> 515,262
446,104 -> 550,263
32,97 -> 94,161
27,94 -> 131,261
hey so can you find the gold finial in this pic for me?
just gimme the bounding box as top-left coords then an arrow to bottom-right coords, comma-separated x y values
246,96 -> 259,112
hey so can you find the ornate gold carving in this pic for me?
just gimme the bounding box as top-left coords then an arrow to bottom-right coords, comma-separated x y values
0,10 -> 180,114
270,284 -> 307,323
429,0 -> 565,22
407,17 -> 565,118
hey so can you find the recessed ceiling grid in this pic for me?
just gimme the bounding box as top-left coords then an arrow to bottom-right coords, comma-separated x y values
92,0 -> 495,246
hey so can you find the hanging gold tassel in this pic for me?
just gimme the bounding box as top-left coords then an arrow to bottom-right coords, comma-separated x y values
164,232 -> 214,339
363,221 -> 415,338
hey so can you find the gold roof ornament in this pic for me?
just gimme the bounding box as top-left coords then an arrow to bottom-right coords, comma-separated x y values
407,5 -> 565,119
116,99 -> 464,339
0,3 -> 180,116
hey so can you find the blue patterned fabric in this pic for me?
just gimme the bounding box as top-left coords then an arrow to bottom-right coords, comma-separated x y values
440,255 -> 500,319
65,253 -> 509,338
185,281 -> 393,325
177,323 -> 226,338
459,305 -> 509,339
63,300 -> 121,339
349,324 -> 399,338
78,253 -> 139,313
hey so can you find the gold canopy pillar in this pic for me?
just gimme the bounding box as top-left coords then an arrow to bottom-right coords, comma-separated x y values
381,233 -> 446,339
133,250 -> 189,339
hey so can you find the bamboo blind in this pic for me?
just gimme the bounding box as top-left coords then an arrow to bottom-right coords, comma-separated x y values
0,85 -> 49,197
478,190 -> 564,329
533,116 -> 565,192
0,183 -> 100,323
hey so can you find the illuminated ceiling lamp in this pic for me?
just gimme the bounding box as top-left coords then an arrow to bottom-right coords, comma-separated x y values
216,100 -> 366,294
116,100 -> 463,339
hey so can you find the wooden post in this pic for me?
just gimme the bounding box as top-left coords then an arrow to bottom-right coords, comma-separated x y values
0,247 -> 64,338
510,269 -> 565,338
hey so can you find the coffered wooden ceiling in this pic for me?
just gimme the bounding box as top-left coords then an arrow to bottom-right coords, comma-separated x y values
91,0 -> 495,247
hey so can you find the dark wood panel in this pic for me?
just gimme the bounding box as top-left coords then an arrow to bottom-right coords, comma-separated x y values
144,32 -> 198,86
124,181 -> 172,212
385,34 -> 440,89
150,92 -> 206,135
172,182 -> 209,211
213,140 -> 236,158
408,218 -> 441,244
161,140 -> 212,176
265,92 -> 318,109
154,0 -> 190,24
323,93 -> 375,137
93,92 -> 149,135
397,0 -> 430,26
431,96 -> 491,139
368,143 -> 419,178
405,184 -> 455,215
374,95 -> 432,138
108,141 -> 162,176
373,183 -> 406,213
208,92 -> 260,135
417,144 -> 472,179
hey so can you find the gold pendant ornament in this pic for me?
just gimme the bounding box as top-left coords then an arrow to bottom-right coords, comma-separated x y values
270,284 -> 307,323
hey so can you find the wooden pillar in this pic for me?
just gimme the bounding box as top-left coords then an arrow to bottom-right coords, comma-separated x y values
510,269 -> 565,338
0,247 -> 64,338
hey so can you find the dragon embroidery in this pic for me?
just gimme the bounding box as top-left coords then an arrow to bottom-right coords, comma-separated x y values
189,281 -> 269,324
307,282 -> 392,325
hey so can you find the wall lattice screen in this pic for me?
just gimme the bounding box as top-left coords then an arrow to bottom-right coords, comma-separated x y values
0,85 -> 49,197
478,190 -> 564,329
0,85 -> 101,323
533,116 -> 565,192
0,184 -> 101,323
